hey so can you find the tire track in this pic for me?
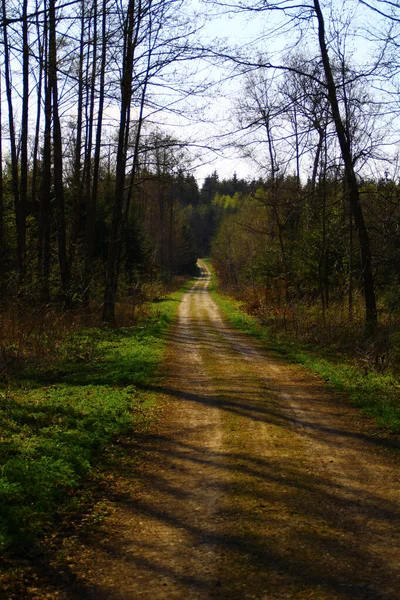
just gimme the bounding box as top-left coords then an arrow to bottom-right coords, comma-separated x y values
39,262 -> 400,600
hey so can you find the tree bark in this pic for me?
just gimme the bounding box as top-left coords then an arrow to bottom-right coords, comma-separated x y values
84,0 -> 108,304
263,108 -> 289,304
2,0 -> 22,279
20,0 -> 29,281
49,0 -> 70,296
103,0 -> 138,323
0,67 -> 4,288
39,2 -> 51,302
31,0 -> 44,223
313,0 -> 377,329
69,0 -> 85,270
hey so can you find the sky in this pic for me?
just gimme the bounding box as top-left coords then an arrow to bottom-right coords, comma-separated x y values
1,0 -> 396,188
166,0 -> 270,184
179,0 -> 316,184
166,0 -> 303,184
168,0 -> 395,186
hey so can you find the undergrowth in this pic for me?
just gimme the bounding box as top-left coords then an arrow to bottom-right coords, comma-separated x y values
206,261 -> 400,435
0,280 -> 190,552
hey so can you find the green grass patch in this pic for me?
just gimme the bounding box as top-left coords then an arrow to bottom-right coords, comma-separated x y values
207,263 -> 400,435
0,282 -> 191,552
296,353 -> 400,429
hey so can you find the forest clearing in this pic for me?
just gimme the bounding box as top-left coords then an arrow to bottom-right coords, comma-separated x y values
2,261 -> 400,599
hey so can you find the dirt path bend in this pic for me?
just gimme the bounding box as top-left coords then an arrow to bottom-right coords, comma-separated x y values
36,262 -> 400,599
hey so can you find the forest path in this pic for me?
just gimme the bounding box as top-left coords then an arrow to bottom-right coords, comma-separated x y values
46,261 -> 400,599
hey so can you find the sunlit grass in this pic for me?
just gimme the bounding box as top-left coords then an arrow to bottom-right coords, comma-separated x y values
207,262 -> 400,436
0,281 -> 191,551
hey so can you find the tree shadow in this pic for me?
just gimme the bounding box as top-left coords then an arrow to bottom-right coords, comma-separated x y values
21,373 -> 400,600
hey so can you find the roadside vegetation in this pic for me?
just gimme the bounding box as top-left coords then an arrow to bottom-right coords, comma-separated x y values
0,278 -> 191,554
207,262 -> 400,436
3,0 -> 400,588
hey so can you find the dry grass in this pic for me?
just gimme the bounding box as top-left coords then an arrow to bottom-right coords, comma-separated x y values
229,285 -> 400,374
0,281 -> 170,381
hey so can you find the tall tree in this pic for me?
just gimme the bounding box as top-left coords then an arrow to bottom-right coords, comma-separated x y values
83,0 -> 108,303
103,0 -> 200,321
38,0 -> 52,301
20,0 -> 29,280
0,66 -> 4,286
49,0 -> 70,296
2,0 -> 21,278
312,0 -> 377,328
31,0 -> 45,221
69,0 -> 86,270
215,0 -> 379,327
103,0 -> 139,323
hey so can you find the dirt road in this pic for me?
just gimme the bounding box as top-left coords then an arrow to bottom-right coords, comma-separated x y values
34,262 -> 400,599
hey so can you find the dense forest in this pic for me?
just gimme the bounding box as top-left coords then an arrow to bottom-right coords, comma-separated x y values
0,0 -> 206,326
1,0 -> 400,350
3,0 -> 400,576
211,173 -> 400,363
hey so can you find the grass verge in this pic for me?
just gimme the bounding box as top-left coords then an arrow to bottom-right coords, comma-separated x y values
206,262 -> 400,435
0,281 -> 192,553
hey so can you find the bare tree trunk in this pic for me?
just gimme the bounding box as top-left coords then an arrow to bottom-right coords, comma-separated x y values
84,0 -> 108,304
313,0 -> 377,329
168,190 -> 173,271
103,0 -> 138,323
84,0 -> 98,223
0,67 -> 4,289
318,144 -> 327,325
311,128 -> 324,194
349,208 -> 354,323
125,55 -> 150,223
39,3 -> 51,302
69,0 -> 85,269
264,110 -> 289,304
20,0 -> 29,281
49,0 -> 70,297
31,0 -> 44,221
82,0 -> 98,302
2,0 -> 21,278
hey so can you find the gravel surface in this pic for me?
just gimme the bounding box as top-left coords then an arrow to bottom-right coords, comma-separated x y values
7,261 -> 400,599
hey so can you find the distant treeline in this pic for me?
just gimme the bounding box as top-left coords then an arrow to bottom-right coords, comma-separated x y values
210,173 -> 400,332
